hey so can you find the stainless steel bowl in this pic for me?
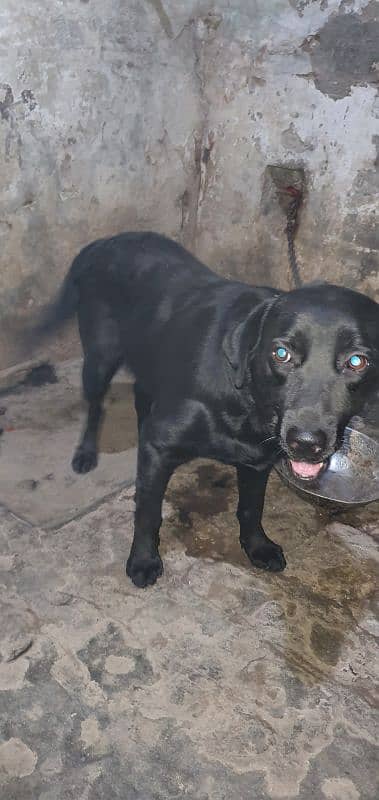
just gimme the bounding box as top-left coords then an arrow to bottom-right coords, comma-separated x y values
275,426 -> 379,508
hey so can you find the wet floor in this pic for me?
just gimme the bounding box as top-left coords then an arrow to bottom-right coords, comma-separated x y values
0,362 -> 378,798
100,383 -> 138,453
164,459 -> 379,685
0,361 -> 138,526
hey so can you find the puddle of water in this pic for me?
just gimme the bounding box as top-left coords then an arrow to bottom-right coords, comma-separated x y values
2,379 -> 137,456
337,501 -> 379,529
310,621 -> 343,667
99,384 -> 137,454
166,462 -> 247,566
164,460 -> 378,685
168,463 -> 233,516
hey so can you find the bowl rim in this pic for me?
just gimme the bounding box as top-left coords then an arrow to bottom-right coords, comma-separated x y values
275,426 -> 379,505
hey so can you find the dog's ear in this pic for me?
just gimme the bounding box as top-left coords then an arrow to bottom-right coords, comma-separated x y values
223,297 -> 277,389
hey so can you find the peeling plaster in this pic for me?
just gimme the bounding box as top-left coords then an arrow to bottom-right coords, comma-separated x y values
304,1 -> 379,100
0,0 -> 378,371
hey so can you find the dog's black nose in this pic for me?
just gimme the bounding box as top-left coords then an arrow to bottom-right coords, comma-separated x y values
286,427 -> 327,460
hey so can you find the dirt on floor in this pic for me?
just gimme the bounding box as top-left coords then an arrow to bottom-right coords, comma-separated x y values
0,362 -> 378,799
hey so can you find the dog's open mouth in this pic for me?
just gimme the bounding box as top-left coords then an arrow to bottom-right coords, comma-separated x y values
289,460 -> 326,481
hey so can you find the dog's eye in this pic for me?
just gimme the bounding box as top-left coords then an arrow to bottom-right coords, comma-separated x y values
273,346 -> 291,364
345,354 -> 369,372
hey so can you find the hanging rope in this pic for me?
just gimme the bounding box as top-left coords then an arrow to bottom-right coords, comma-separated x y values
284,185 -> 303,289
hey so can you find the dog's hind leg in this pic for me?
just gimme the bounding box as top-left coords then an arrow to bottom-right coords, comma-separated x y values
72,352 -> 121,474
134,383 -> 152,432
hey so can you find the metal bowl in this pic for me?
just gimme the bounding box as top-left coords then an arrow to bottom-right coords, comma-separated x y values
275,426 -> 379,508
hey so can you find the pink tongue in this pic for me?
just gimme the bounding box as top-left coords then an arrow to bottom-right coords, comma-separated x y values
290,461 -> 323,479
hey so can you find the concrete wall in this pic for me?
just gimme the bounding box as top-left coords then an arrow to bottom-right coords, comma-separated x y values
1,0 -> 378,370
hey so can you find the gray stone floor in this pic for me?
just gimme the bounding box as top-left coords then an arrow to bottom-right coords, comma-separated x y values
0,365 -> 378,799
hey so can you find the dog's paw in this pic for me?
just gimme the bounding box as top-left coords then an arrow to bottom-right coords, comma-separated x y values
72,447 -> 98,474
245,541 -> 286,572
126,554 -> 163,588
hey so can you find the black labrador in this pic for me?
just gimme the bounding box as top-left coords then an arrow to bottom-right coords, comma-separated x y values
36,232 -> 379,587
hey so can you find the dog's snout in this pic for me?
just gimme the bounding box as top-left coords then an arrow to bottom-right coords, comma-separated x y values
286,427 -> 327,460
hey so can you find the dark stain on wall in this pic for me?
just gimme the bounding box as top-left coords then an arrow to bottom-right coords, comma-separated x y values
0,83 -> 24,166
303,2 -> 379,100
0,84 -> 14,120
21,90 -> 37,112
343,134 -> 379,255
290,0 -> 328,17
145,0 -> 174,39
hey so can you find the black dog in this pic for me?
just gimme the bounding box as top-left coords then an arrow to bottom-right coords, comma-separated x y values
36,232 -> 379,587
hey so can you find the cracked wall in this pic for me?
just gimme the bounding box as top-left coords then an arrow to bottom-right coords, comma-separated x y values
0,0 -> 378,369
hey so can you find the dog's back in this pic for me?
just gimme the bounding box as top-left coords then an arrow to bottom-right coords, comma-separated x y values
33,232 -> 269,392
34,232 -> 217,336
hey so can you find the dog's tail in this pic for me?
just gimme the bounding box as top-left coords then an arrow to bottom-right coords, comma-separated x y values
27,243 -> 92,351
31,269 -> 79,343
30,239 -> 107,343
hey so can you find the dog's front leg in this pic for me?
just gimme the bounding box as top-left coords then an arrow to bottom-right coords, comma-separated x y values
236,465 -> 286,572
126,437 -> 175,588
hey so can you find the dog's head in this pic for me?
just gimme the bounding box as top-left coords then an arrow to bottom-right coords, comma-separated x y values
224,283 -> 379,480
